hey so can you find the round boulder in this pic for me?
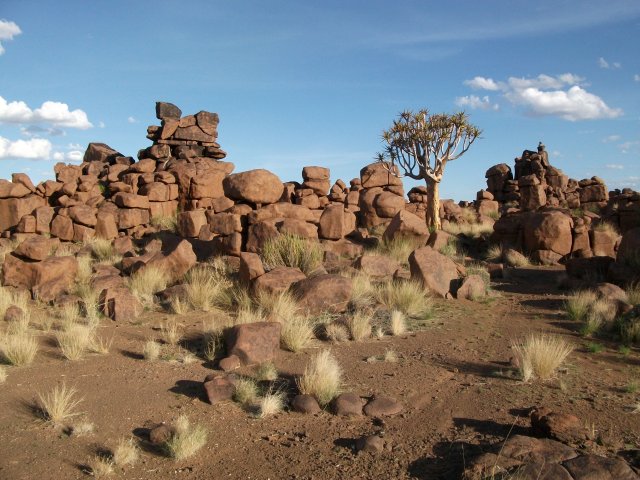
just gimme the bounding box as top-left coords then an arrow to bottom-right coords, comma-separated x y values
223,169 -> 284,205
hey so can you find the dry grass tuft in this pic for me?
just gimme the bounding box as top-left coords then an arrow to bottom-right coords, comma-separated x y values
564,290 -> 597,321
255,362 -> 278,381
594,221 -> 619,236
0,287 -> 30,320
296,350 -> 342,406
234,307 -> 266,326
90,238 -> 122,265
88,454 -> 114,477
150,212 -> 178,233
37,383 -> 83,425
444,220 -> 493,238
626,283 -> 640,306
503,249 -> 531,267
70,420 -> 95,437
280,315 -> 314,352
376,280 -> 433,319
129,266 -> 169,306
325,322 -> 350,343
261,233 -> 323,275
348,273 -> 377,311
512,334 -> 573,382
56,325 -> 94,360
161,320 -> 183,345
143,340 -> 161,361
348,311 -> 372,341
183,264 -> 232,312
233,377 -> 259,406
0,330 -> 38,366
384,349 -> 399,362
375,236 -> 424,265
581,298 -> 616,336
112,437 -> 139,466
485,244 -> 503,262
0,365 -> 6,383
258,389 -> 286,418
389,310 -> 407,336
164,415 -> 207,460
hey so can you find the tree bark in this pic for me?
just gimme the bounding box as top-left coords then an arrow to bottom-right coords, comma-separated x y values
425,177 -> 441,231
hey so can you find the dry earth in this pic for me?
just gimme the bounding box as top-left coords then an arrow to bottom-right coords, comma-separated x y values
1,266 -> 639,479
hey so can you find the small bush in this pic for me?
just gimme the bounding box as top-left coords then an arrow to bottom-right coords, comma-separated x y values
37,383 -> 83,425
347,311 -> 372,341
389,310 -> 407,336
261,233 -> 323,275
565,290 -> 597,321
512,334 -> 573,382
376,281 -> 433,319
258,389 -> 286,418
164,415 -> 207,460
0,331 -> 38,366
129,266 -> 169,306
587,342 -> 604,353
296,350 -> 342,406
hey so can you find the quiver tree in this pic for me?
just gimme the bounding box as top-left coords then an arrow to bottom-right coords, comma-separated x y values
377,109 -> 481,230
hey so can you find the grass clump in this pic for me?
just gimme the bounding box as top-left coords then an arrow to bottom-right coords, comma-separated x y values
112,437 -> 139,466
626,283 -> 640,306
0,287 -> 30,320
376,280 -> 433,319
183,264 -> 232,312
258,389 -> 286,418
161,320 -> 183,345
485,244 -> 503,262
129,266 -> 169,307
503,248 -> 530,267
164,415 -> 207,460
348,273 -> 377,311
325,322 -> 350,343
347,311 -> 372,341
233,377 -> 259,406
512,334 -> 573,382
89,238 -> 122,265
56,325 -> 94,361
565,290 -> 598,321
87,454 -> 114,477
389,310 -> 407,336
280,315 -> 315,352
296,350 -> 342,406
375,236 -> 424,265
594,221 -> 619,236
0,330 -> 38,366
0,365 -> 6,383
255,362 -> 278,381
37,383 -> 83,425
143,340 -> 161,361
261,233 -> 323,275
581,299 -> 617,336
586,342 -> 604,353
150,211 -> 178,233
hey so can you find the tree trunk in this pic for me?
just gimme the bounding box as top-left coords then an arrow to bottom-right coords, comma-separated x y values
425,178 -> 441,231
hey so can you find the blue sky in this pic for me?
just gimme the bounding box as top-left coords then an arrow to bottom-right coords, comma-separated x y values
0,0 -> 639,200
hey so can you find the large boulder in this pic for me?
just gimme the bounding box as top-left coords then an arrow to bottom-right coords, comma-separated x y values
292,274 -> 352,314
143,239 -> 197,282
224,322 -> 281,365
13,236 -> 54,261
354,255 -> 399,279
359,162 -> 402,189
522,210 -> 573,256
252,267 -> 306,295
223,169 -> 284,205
99,287 -> 142,321
2,254 -> 77,302
617,227 -> 640,265
409,246 -> 459,298
0,195 -> 45,232
383,210 -> 429,243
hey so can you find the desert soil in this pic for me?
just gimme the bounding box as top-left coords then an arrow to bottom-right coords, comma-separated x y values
1,265 -> 638,480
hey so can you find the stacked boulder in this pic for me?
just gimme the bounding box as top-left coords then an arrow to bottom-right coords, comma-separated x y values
357,162 -> 405,229
484,142 -> 607,212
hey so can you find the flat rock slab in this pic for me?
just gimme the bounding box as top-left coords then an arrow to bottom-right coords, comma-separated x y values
363,396 -> 403,417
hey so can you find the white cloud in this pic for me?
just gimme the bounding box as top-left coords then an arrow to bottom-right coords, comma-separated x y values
0,19 -> 21,55
127,116 -> 137,123
618,141 -> 639,154
462,73 -> 622,121
0,96 -> 92,129
98,121 -> 106,128
454,95 -> 499,110
634,74 -> 640,82
605,164 -> 624,169
599,57 -> 621,69
52,149 -> 82,163
0,136 -> 52,159
21,125 -> 65,137
463,76 -> 500,91
603,134 -> 621,143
